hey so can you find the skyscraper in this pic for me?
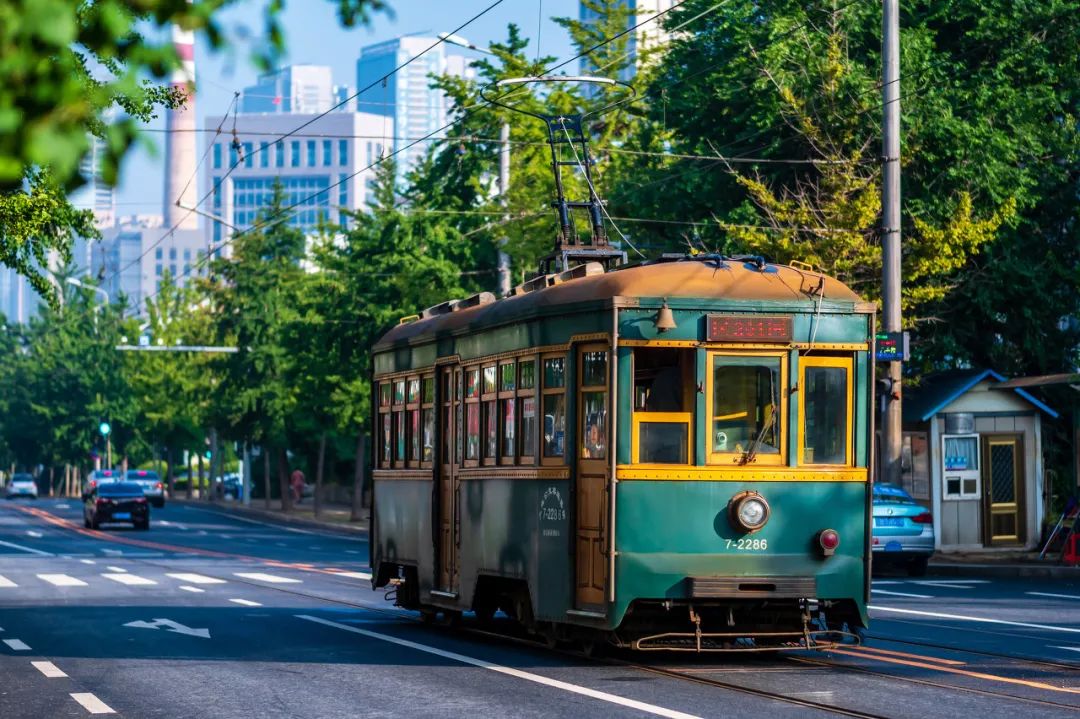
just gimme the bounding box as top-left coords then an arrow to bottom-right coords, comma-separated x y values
579,0 -> 675,84
356,36 -> 474,182
241,65 -> 338,115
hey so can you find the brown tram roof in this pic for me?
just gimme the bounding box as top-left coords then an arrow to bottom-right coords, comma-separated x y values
375,259 -> 871,350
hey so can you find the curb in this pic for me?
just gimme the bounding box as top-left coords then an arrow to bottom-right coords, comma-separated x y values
928,562 -> 1080,580
174,499 -> 370,537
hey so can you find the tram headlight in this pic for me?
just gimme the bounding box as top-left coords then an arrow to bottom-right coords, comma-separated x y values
729,491 -> 770,533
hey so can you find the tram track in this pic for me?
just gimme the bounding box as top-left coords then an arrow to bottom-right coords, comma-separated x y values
864,632 -> 1080,672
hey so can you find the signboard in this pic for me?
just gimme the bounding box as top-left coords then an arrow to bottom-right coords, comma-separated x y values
707,315 -> 792,343
875,331 -> 909,362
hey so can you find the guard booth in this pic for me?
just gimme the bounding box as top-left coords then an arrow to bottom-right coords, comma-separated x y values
901,369 -> 1058,551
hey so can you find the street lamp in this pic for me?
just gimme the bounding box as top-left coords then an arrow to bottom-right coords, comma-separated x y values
438,32 -> 511,297
66,277 -> 110,329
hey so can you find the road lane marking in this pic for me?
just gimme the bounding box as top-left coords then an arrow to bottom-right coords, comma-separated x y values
332,571 -> 372,580
179,586 -> 204,593
872,589 -> 932,599
3,639 -> 31,651
853,645 -> 965,665
102,573 -> 157,586
828,647 -> 1080,695
229,598 -> 262,607
38,574 -> 88,587
234,572 -> 301,584
0,575 -> 16,588
26,531 -> 43,538
70,693 -> 115,714
102,549 -> 122,556
870,605 -> 1080,635
345,550 -> 360,555
166,573 -> 226,585
1052,646 -> 1080,654
79,559 -> 96,565
55,504 -> 70,509
32,661 -> 67,678
297,615 -> 703,719
124,618 -> 209,639
1028,591 -> 1080,601
106,566 -> 127,573
0,539 -> 54,556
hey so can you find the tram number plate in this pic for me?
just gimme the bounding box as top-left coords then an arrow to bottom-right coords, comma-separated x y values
725,538 -> 768,551
875,517 -> 904,527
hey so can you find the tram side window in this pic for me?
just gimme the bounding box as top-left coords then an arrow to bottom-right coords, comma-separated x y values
632,348 -> 693,464
499,361 -> 516,463
379,383 -> 391,467
482,364 -> 497,463
542,356 -> 566,461
800,357 -> 852,466
421,376 -> 435,463
519,359 -> 537,461
708,354 -> 784,465
407,378 -> 421,464
465,368 -> 480,461
394,380 -> 406,464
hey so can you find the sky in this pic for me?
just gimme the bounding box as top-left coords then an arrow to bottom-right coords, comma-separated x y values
115,0 -> 578,217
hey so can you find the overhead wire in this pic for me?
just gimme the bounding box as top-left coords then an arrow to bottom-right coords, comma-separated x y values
138,0 -> 699,310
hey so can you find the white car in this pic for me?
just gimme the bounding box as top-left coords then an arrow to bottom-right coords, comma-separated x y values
126,469 -> 165,508
5,474 -> 38,500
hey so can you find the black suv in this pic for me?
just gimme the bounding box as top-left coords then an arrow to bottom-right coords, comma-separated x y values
84,482 -> 150,530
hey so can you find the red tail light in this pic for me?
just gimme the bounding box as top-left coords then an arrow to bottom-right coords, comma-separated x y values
912,512 -> 933,524
96,498 -> 112,506
155,482 -> 163,489
135,497 -> 147,504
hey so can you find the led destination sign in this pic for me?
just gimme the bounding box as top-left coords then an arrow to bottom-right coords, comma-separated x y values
707,315 -> 793,342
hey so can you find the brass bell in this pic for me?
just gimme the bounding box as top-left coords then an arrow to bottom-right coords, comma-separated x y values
655,301 -> 677,333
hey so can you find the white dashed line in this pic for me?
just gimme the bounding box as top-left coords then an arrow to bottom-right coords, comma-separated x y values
0,575 -> 17,588
32,661 -> 67,678
344,550 -> 360,555
70,692 -> 115,714
332,571 -> 372,580
1052,645 -> 1080,654
234,572 -> 301,584
26,531 -> 43,538
0,540 -> 53,557
102,549 -> 122,556
38,574 -> 87,587
1028,591 -> 1080,601
166,573 -> 226,585
297,615 -> 703,719
79,559 -> 96,565
870,605 -> 1080,635
102,573 -> 157,586
179,586 -> 205,593
229,598 -> 262,607
3,638 -> 31,651
106,566 -> 127,573
872,589 -> 933,599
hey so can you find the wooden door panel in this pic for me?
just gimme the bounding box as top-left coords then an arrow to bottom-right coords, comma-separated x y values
575,344 -> 610,609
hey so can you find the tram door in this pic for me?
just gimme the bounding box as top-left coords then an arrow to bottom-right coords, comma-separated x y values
575,344 -> 610,609
437,367 -> 460,592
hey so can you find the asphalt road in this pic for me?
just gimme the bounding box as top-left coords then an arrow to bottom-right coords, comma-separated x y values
0,498 -> 1077,719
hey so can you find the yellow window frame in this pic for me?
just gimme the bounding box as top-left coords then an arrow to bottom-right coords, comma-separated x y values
705,350 -> 788,466
631,412 -> 693,465
797,355 -> 854,467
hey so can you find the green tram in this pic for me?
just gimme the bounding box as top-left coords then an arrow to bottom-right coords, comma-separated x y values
370,255 -> 876,651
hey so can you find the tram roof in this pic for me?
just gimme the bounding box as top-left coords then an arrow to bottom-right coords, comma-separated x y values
375,259 -> 870,350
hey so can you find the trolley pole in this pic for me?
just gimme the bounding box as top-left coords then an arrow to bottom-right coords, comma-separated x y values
498,121 -> 512,297
881,0 -> 903,486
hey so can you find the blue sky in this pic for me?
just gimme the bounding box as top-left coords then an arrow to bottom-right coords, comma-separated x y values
116,0 -> 577,216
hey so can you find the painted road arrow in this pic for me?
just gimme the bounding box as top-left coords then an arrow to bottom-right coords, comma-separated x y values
124,618 -> 211,639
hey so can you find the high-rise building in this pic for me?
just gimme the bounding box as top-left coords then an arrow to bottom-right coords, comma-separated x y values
580,0 -> 675,84
241,65 -> 339,115
202,110 -> 390,245
356,36 -> 474,182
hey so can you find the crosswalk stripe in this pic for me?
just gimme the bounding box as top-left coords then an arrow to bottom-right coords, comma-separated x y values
38,574 -> 87,587
179,586 -> 204,593
32,661 -> 68,678
70,693 -> 115,715
229,598 -> 262,607
0,575 -> 16,588
102,573 -> 157,586
3,639 -> 31,651
234,572 -> 301,584
106,566 -> 127,573
166,573 -> 226,585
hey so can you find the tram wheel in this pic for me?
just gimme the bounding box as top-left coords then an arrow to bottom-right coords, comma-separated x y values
419,607 -> 438,624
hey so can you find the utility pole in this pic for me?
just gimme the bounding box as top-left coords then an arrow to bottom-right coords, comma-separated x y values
497,121 -> 512,297
881,0 -> 903,486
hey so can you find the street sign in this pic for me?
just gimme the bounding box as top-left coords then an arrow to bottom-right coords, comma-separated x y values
98,422 -> 111,437
875,331 -> 909,362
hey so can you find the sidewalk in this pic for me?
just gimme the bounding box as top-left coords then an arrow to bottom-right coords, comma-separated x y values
177,497 -> 370,536
929,550 -> 1079,579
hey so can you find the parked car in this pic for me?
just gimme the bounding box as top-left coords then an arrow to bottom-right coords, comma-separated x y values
5,473 -> 38,500
872,484 -> 935,576
126,469 -> 165,508
84,481 -> 149,530
219,473 -> 243,501
83,468 -> 120,495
